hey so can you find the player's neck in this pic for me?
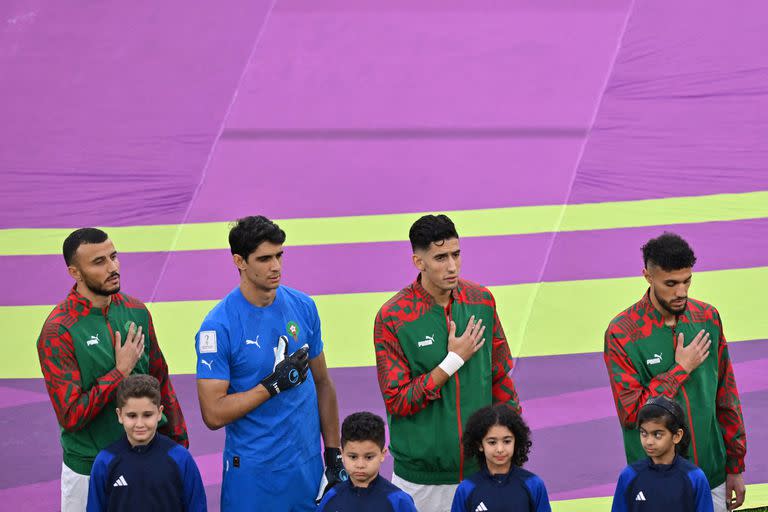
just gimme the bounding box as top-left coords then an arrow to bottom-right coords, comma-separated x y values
76,282 -> 112,309
420,276 -> 452,307
240,280 -> 277,308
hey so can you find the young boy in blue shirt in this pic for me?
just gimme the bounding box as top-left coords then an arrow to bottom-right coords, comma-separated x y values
87,374 -> 206,511
317,412 -> 416,512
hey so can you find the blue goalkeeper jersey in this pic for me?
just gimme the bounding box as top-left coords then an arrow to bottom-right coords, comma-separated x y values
195,285 -> 324,467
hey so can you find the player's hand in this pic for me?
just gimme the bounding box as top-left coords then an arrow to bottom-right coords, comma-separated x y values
726,473 -> 746,510
260,336 -> 309,397
447,316 -> 486,362
674,330 -> 711,373
115,323 -> 145,377
316,447 -> 348,502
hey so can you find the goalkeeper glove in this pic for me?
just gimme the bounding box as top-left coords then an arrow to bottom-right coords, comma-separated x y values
316,447 -> 348,501
260,336 -> 309,396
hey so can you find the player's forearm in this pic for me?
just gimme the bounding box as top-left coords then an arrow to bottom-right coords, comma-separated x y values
39,333 -> 123,431
490,338 -> 520,408
316,377 -> 341,447
159,397 -> 189,447
429,366 -> 451,388
392,356 -> 472,412
717,341 -> 747,473
382,371 -> 444,417
199,385 -> 271,430
376,336 -> 449,416
402,348 -> 470,394
718,401 -> 747,472
54,369 -> 124,432
492,376 -> 521,411
605,339 -> 687,426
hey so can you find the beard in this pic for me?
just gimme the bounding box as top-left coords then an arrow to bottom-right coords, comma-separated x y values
653,289 -> 687,316
83,272 -> 120,297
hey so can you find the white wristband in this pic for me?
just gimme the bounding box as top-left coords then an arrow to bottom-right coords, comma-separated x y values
438,351 -> 465,377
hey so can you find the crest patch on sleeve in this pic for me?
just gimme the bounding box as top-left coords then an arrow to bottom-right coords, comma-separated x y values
199,330 -> 217,353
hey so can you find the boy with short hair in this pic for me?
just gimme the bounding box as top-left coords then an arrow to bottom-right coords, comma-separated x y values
317,412 -> 416,512
87,375 -> 206,511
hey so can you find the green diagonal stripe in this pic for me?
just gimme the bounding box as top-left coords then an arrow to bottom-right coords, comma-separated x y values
5,266 -> 766,379
2,191 -> 768,255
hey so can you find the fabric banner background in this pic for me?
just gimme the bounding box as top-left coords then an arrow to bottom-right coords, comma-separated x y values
1,1 -> 766,509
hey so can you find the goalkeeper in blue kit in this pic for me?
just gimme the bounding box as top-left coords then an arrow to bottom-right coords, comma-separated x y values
195,216 -> 346,511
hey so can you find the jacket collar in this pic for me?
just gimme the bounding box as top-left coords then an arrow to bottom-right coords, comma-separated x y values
639,289 -> 689,323
480,463 -> 515,484
412,274 -> 460,308
67,284 -> 122,310
120,432 -> 160,454
646,454 -> 681,472
345,474 -> 383,495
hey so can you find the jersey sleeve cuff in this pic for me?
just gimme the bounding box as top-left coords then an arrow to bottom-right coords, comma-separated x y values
106,367 -> 126,383
726,458 -> 745,474
669,364 -> 689,385
424,374 -> 442,400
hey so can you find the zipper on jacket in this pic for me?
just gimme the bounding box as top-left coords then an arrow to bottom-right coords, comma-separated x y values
672,325 -> 699,465
445,302 -> 464,479
103,304 -> 116,353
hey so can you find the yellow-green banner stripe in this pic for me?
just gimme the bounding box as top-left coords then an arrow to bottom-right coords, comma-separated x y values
5,267 -> 766,379
2,191 -> 768,255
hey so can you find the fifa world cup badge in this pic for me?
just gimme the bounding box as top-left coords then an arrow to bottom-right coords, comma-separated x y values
287,321 -> 300,341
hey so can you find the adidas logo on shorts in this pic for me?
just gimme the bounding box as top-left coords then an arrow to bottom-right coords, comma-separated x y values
635,491 -> 646,501
113,475 -> 128,487
475,502 -> 489,511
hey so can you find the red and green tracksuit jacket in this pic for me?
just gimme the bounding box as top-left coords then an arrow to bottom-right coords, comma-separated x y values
374,277 -> 521,485
604,291 -> 746,489
37,286 -> 189,475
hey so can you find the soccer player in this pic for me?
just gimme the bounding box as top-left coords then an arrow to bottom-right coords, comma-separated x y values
604,233 -> 746,511
374,214 -> 522,512
37,228 -> 188,512
195,216 -> 345,511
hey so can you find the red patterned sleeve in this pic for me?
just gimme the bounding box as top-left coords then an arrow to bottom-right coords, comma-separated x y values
489,302 -> 521,413
604,321 -> 689,427
146,310 -> 189,447
37,318 -> 124,431
374,308 -> 442,417
712,310 -> 746,473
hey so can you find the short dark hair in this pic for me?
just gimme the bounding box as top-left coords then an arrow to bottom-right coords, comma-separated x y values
62,228 -> 109,265
638,395 -> 690,458
228,216 -> 286,260
462,404 -> 532,468
642,233 -> 697,271
409,214 -> 459,252
341,411 -> 386,450
116,374 -> 161,408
